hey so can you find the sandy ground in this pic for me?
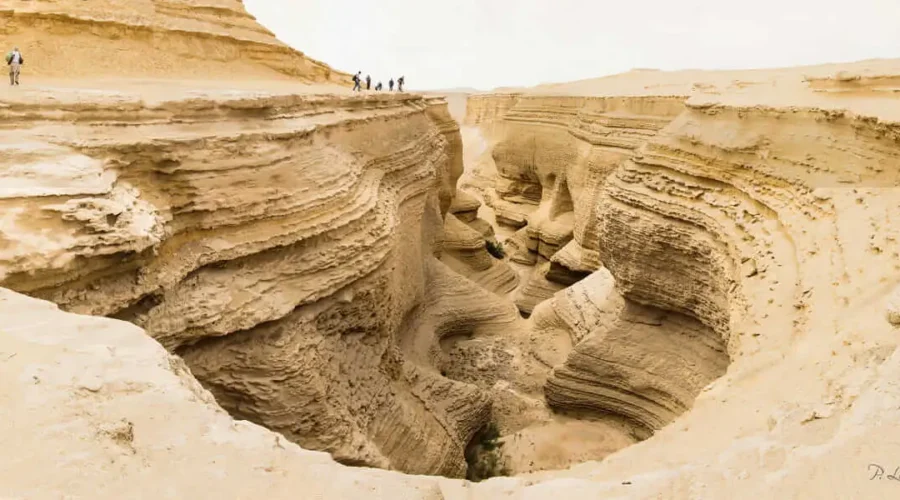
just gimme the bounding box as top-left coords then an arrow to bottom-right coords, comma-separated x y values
502,415 -> 637,474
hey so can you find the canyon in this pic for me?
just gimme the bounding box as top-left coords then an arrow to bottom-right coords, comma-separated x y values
3,1 -> 900,498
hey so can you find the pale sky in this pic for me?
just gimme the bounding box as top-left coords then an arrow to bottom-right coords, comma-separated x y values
244,0 -> 900,90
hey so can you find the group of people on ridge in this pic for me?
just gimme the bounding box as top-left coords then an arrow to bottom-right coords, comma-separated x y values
5,46 -> 24,86
352,72 -> 404,92
6,46 -> 403,94
5,47 -> 406,94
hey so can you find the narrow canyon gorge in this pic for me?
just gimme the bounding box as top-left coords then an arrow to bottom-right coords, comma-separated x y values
3,1 -> 900,498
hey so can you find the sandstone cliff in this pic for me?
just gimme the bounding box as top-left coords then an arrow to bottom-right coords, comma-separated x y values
0,80 -> 513,477
0,0 -> 524,480
455,59 -> 900,496
0,0 -> 345,82
3,0 -> 900,496
0,288 -> 446,499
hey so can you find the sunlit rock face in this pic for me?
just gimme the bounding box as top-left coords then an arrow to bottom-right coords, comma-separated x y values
5,5 -> 900,495
462,62 -> 900,499
0,81 -> 506,476
0,0 -> 346,81
464,95 -> 684,313
0,0 -> 510,478
461,91 -> 733,450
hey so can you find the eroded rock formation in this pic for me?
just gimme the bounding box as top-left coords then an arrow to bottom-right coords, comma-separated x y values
0,79 -> 506,476
454,61 -> 900,496
0,288 -> 447,499
4,1 -> 900,497
457,91 -> 732,443
467,95 -> 684,255
464,95 -> 685,313
0,0 -> 345,82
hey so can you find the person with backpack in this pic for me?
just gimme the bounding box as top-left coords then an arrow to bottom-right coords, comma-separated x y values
352,71 -> 362,91
397,76 -> 405,92
365,74 -> 371,91
6,47 -> 23,86
375,81 -> 382,91
389,78 -> 394,91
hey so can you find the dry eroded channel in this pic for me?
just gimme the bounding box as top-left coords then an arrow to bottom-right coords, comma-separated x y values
6,60 -> 900,499
441,117 -> 731,478
0,82 -> 732,481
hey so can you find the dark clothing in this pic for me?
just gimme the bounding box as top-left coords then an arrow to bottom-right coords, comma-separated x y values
352,73 -> 361,91
389,79 -> 394,91
366,76 -> 371,90
375,82 -> 382,91
398,77 -> 404,92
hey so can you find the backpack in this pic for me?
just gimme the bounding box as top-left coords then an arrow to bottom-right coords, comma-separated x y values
4,52 -> 11,64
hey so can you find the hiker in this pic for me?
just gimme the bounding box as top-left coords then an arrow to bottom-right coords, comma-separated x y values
375,81 -> 382,91
366,74 -> 371,90
6,47 -> 23,86
352,71 -> 362,91
389,78 -> 394,91
398,76 -> 405,92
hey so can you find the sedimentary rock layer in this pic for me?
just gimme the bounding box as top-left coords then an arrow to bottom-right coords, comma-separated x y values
598,93 -> 900,353
0,288 -> 447,499
459,62 -> 900,498
440,213 -> 518,295
461,91 -> 725,439
545,301 -> 728,437
0,0 -> 345,82
4,24 -> 900,495
464,94 -> 685,310
0,84 -> 488,477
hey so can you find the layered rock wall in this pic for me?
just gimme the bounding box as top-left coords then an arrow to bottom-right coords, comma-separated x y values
0,85 -> 493,477
0,288 -> 448,499
3,5 -> 900,492
0,0 -> 345,82
462,64 -> 900,497
464,94 -> 685,310
598,92 -> 900,355
459,91 -> 732,451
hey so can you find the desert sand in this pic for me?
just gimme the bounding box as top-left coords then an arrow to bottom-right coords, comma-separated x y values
2,1 -> 900,499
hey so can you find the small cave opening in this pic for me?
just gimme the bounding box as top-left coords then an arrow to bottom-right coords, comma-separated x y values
464,422 -> 510,482
485,239 -> 506,259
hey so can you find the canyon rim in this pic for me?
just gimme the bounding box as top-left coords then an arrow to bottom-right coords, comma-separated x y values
2,1 -> 900,498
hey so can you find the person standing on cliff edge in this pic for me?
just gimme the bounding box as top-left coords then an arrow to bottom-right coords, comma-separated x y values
6,47 -> 23,86
398,76 -> 405,92
366,74 -> 371,90
389,78 -> 394,91
352,71 -> 362,91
